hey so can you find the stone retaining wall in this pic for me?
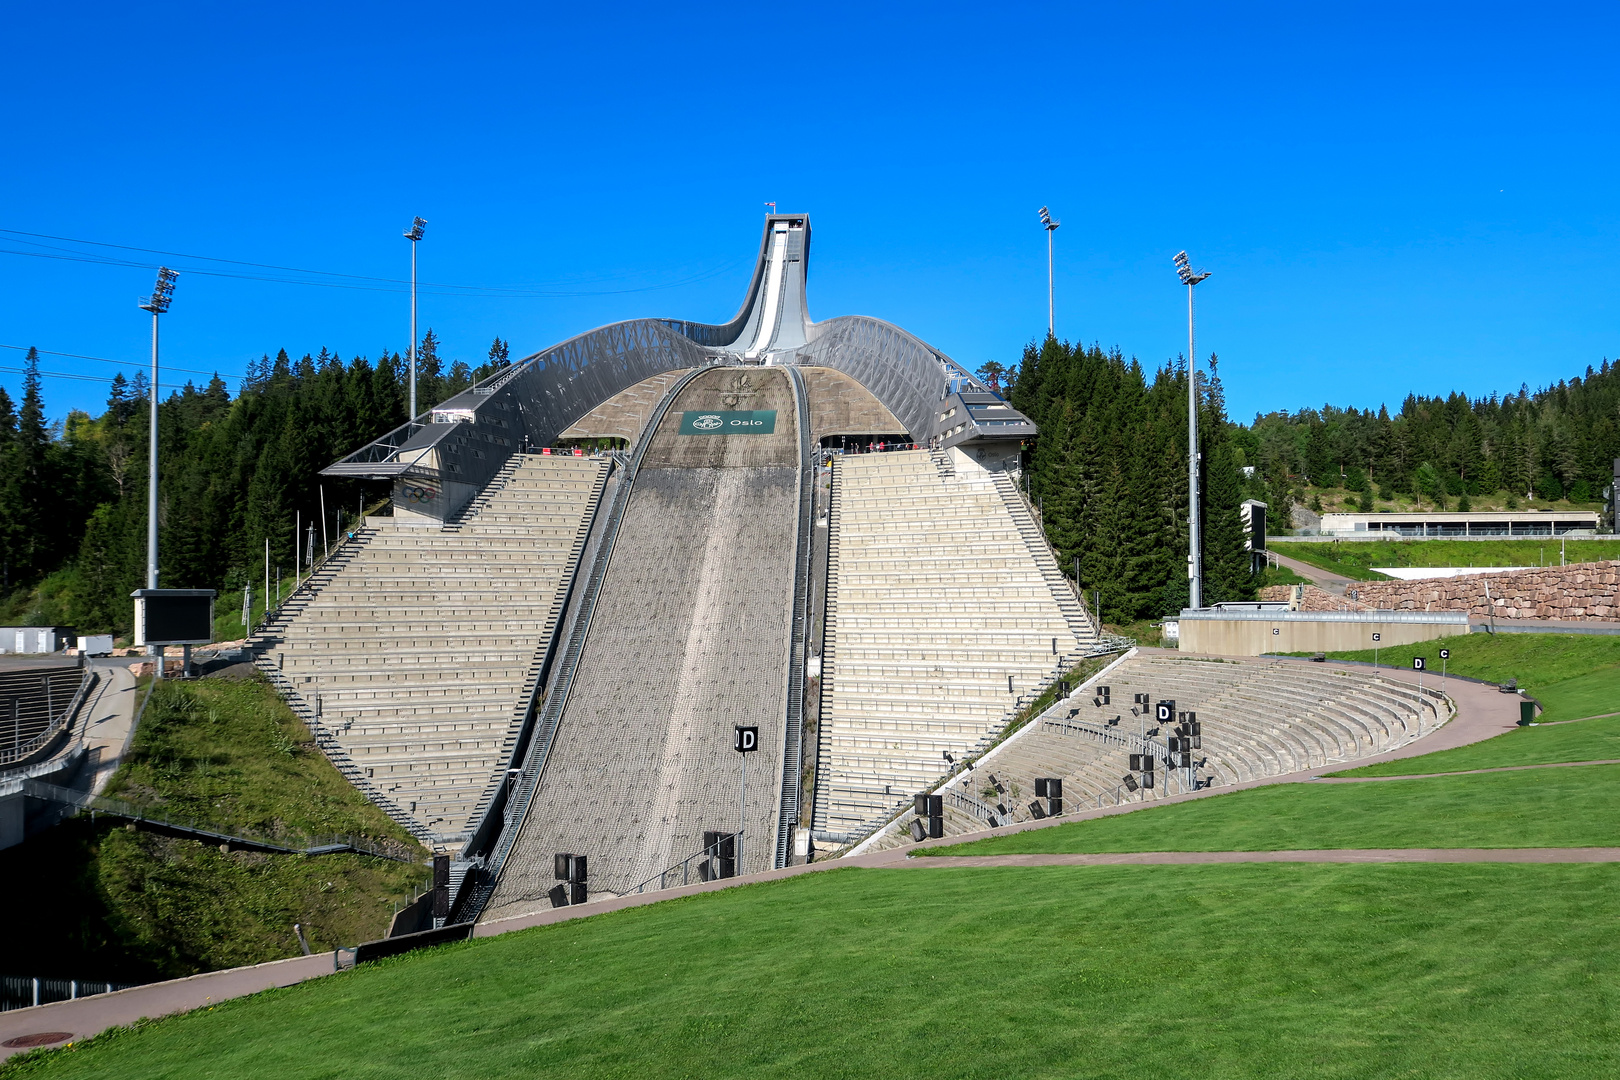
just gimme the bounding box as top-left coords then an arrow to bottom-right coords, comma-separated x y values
1268,561 -> 1619,621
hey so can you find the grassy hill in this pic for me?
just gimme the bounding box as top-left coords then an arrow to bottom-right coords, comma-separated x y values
8,639 -> 1620,1077
5,863 -> 1618,1079
0,674 -> 427,983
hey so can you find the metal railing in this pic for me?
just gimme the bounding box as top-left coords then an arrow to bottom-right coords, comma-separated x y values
3,974 -> 142,1012
775,365 -> 814,870
19,779 -> 422,862
630,835 -> 739,895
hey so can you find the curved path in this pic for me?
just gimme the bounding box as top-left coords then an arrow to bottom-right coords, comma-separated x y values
898,848 -> 1620,867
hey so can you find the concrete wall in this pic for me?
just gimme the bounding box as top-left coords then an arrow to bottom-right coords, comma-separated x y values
1180,613 -> 1469,656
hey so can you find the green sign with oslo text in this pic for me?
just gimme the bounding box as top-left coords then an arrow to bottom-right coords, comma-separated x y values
679,410 -> 777,435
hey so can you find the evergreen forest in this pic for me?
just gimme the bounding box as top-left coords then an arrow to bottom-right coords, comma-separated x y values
2,327 -> 1616,636
0,332 -> 508,635
1007,339 -> 1620,622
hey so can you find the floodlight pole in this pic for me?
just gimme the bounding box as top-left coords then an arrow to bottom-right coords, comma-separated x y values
1187,280 -> 1201,609
1039,207 -> 1060,338
405,217 -> 426,417
139,268 -> 177,675
1175,253 -> 1210,610
146,309 -> 159,593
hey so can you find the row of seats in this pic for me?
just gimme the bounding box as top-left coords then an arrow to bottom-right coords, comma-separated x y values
254,454 -> 608,845
0,666 -> 85,763
865,653 -> 1446,849
815,449 -> 1099,841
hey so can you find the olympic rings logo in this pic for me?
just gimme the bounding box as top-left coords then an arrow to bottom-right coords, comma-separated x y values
403,485 -> 437,504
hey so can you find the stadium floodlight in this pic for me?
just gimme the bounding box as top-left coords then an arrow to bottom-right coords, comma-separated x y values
138,267 -> 179,676
139,266 -> 178,314
1038,206 -> 1061,337
1174,251 -> 1212,608
404,217 -> 426,416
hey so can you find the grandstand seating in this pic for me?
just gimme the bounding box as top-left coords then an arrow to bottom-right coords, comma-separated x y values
814,448 -> 1099,842
865,653 -> 1447,850
0,665 -> 86,768
253,454 -> 609,846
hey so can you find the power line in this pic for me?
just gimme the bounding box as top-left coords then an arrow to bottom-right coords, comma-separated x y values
0,228 -> 750,298
0,342 -> 243,380
0,363 -> 208,392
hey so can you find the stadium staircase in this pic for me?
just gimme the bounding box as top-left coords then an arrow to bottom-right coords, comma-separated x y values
250,454 -> 610,849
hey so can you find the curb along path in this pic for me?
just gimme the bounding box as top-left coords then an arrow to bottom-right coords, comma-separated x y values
899,848 -> 1620,868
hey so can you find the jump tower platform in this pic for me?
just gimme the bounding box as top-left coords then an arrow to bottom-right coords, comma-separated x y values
257,215 -> 1098,921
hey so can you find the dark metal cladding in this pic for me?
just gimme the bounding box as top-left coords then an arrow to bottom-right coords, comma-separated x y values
321,214 -> 1035,520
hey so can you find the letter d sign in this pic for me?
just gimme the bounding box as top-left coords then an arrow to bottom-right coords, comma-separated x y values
734,725 -> 759,753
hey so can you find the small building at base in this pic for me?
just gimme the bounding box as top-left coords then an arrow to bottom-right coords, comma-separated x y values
1176,607 -> 1470,656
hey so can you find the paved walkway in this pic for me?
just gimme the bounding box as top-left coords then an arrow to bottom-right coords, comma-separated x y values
72,660 -> 142,795
899,848 -> 1620,867
1315,759 -> 1620,782
1271,552 -> 1353,595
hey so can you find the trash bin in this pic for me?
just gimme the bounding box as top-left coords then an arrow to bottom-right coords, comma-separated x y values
1519,700 -> 1537,726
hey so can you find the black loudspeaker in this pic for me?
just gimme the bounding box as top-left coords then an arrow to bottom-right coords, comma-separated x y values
1142,756 -> 1155,773
1029,802 -> 1047,819
1192,736 -> 1202,749
1168,737 -> 1182,753
1129,754 -> 1142,771
915,793 -> 930,817
570,855 -> 587,883
996,803 -> 1009,816
928,794 -> 943,817
1123,774 -> 1139,792
569,882 -> 587,905
1142,772 -> 1155,789
1048,798 -> 1063,816
910,819 -> 928,843
928,814 -> 944,839
433,854 -> 450,888
1047,778 -> 1062,799
1098,686 -> 1111,704
432,884 -> 449,919
1035,778 -> 1050,798
548,883 -> 570,908
554,853 -> 572,881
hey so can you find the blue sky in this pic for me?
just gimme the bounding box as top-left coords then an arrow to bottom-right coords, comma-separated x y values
2,2 -> 1615,426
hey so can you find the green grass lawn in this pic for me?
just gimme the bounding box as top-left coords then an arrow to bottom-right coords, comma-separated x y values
1332,715 -> 1620,777
924,764 -> 1620,855
1287,631 -> 1620,722
1271,538 -> 1620,581
0,675 -> 427,982
7,864 -> 1619,1080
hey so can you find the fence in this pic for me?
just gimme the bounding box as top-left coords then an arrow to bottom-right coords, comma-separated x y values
2,975 -> 141,1012
19,779 -> 420,863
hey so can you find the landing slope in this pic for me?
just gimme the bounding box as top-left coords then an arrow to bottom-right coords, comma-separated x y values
481,367 -> 801,914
